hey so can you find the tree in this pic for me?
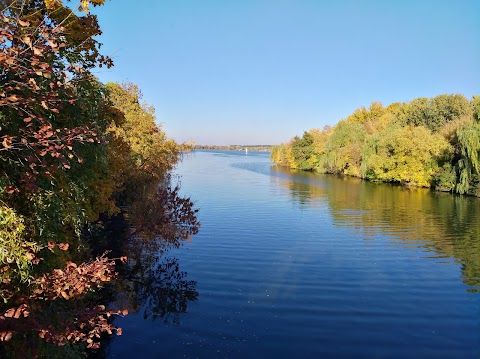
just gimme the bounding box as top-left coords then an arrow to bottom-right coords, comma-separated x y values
291,131 -> 315,170
325,120 -> 366,176
361,125 -> 452,187
472,96 -> 480,122
455,122 -> 480,195
0,0 -> 128,351
309,126 -> 333,173
0,0 -> 115,285
271,94 -> 480,196
105,83 -> 182,206
402,94 -> 471,132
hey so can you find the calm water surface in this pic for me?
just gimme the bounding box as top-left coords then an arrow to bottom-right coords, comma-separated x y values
107,150 -> 480,358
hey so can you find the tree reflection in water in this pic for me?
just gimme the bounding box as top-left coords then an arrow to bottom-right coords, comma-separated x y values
0,178 -> 199,358
116,239 -> 198,324
113,179 -> 200,324
271,166 -> 480,293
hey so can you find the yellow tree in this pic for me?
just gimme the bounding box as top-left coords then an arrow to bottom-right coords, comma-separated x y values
362,125 -> 452,187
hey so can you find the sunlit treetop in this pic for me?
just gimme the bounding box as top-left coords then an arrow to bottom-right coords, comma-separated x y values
44,0 -> 105,13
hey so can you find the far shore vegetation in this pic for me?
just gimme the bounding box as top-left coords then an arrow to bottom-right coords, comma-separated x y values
194,144 -> 273,152
271,94 -> 480,197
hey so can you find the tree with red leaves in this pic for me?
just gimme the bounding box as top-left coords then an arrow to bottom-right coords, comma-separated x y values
0,1 -> 200,356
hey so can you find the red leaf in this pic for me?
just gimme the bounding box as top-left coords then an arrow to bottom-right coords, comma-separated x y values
0,331 -> 13,342
58,243 -> 69,251
4,308 -> 15,318
13,306 -> 24,319
5,186 -> 16,194
48,242 -> 56,252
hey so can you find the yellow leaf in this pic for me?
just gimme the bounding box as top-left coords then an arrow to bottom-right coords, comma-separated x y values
44,0 -> 59,9
60,291 -> 70,300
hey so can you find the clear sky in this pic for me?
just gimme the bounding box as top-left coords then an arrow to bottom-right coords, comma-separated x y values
93,0 -> 480,145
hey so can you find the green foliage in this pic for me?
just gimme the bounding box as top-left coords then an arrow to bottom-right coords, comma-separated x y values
455,122 -> 480,194
472,96 -> 480,122
434,164 -> 457,192
401,94 -> 471,132
291,132 -> 316,170
0,0 -> 199,353
325,120 -> 366,176
0,204 -> 39,292
272,93 -> 480,196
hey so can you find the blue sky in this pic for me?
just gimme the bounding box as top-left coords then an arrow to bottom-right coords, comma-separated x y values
93,0 -> 480,145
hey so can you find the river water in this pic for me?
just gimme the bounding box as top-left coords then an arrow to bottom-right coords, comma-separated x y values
106,150 -> 480,358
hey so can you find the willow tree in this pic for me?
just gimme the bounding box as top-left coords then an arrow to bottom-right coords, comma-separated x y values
472,96 -> 480,122
455,122 -> 480,195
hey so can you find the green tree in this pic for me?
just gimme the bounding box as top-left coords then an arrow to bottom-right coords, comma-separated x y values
0,0 -> 129,351
403,94 -> 471,132
291,132 -> 316,170
455,122 -> 480,195
325,120 -> 366,176
472,96 -> 480,122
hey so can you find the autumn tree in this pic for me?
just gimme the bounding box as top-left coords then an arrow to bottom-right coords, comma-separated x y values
325,120 -> 366,177
361,125 -> 452,187
0,0 -> 130,352
272,94 -> 479,196
397,94 -> 471,132
105,82 -> 181,199
0,0 -> 118,282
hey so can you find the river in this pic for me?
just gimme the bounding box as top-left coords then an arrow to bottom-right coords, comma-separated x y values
106,150 -> 480,358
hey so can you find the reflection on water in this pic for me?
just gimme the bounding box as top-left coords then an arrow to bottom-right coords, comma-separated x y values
115,243 -> 198,324
271,165 -> 480,292
103,151 -> 480,359
89,239 -> 198,358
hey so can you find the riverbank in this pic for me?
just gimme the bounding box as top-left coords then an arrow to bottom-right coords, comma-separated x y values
271,94 -> 480,197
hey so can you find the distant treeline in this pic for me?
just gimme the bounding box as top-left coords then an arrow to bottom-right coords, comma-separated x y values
271,94 -> 480,196
195,144 -> 273,152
